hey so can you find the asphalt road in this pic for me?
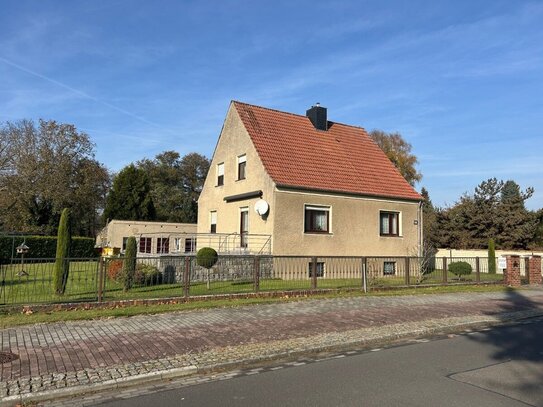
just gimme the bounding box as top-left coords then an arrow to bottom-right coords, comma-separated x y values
94,318 -> 543,407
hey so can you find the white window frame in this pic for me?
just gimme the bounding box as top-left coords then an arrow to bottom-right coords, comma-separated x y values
217,162 -> 224,186
304,204 -> 332,234
237,154 -> 246,180
210,210 -> 217,233
379,210 -> 402,237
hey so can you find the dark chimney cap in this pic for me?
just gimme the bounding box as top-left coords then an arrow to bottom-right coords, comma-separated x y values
306,103 -> 327,131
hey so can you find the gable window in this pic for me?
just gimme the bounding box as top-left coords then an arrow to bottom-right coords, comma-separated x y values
383,261 -> 396,275
210,211 -> 217,234
139,237 -> 152,253
308,262 -> 325,278
217,163 -> 224,186
157,237 -> 169,254
380,211 -> 400,236
304,205 -> 330,233
237,154 -> 246,180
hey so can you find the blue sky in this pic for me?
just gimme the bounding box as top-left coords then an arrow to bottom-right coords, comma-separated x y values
1,0 -> 542,210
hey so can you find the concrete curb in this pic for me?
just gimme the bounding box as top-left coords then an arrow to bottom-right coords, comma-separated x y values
3,309 -> 543,406
0,366 -> 197,407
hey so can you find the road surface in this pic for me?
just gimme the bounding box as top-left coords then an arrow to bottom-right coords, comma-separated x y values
92,317 -> 543,406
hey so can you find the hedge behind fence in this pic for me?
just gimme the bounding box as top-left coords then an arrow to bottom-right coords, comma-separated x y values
0,236 -> 97,259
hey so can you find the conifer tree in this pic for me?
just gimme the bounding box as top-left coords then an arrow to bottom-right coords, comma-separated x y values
53,208 -> 71,295
488,238 -> 496,274
123,236 -> 137,291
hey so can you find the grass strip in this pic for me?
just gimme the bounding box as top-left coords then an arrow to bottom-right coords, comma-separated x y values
0,284 -> 512,328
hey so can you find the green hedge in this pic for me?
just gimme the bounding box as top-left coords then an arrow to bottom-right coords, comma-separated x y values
0,236 -> 97,259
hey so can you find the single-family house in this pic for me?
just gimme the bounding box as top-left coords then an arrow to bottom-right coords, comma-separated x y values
197,101 -> 423,257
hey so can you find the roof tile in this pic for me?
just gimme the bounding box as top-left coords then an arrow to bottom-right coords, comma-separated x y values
233,101 -> 421,201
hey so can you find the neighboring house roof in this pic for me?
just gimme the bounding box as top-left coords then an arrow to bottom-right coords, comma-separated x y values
232,101 -> 422,201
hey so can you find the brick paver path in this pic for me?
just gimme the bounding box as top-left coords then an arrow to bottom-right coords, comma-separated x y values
2,288 -> 543,399
2,289 -> 543,383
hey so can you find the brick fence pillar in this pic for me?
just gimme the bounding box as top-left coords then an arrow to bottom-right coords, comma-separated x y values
527,255 -> 542,285
504,255 -> 521,287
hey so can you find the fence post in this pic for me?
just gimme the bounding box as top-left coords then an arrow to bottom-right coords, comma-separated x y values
404,257 -> 410,286
97,256 -> 105,303
361,257 -> 367,293
183,256 -> 191,298
442,257 -> 448,284
254,256 -> 260,293
311,257 -> 317,290
475,257 -> 480,283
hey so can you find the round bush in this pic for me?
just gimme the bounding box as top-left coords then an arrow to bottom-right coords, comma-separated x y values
449,261 -> 472,278
196,247 -> 218,269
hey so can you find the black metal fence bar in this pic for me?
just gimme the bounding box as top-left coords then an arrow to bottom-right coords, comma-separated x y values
0,254 -> 537,307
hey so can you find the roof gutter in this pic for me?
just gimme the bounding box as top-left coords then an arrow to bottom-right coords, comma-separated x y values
275,183 -> 422,203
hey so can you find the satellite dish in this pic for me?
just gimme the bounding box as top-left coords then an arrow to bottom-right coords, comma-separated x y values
254,199 -> 269,216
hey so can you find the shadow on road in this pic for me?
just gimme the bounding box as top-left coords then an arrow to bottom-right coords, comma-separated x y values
461,288 -> 543,401
472,288 -> 543,361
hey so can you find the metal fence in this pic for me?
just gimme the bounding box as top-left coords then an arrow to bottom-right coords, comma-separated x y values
1,255 -> 537,307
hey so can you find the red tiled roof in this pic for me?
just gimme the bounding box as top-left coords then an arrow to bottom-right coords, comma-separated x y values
233,101 -> 422,201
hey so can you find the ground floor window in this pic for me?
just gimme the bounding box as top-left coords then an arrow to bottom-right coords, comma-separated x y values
122,237 -> 128,252
157,237 -> 169,254
308,261 -> 325,278
380,211 -> 400,236
304,205 -> 330,233
139,237 -> 152,253
184,238 -> 197,253
383,261 -> 396,275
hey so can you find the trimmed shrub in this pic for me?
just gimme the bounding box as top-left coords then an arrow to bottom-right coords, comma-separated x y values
488,238 -> 496,274
107,259 -> 124,281
196,247 -> 218,269
0,235 -> 97,259
122,237 -> 137,291
449,261 -> 472,279
53,208 -> 71,295
134,263 -> 162,286
197,247 -> 218,290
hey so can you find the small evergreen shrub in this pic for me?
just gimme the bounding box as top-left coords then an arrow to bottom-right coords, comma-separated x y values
122,237 -> 137,291
449,261 -> 472,279
196,247 -> 218,269
488,238 -> 496,274
134,263 -> 162,286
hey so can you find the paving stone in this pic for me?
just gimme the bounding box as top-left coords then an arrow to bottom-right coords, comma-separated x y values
2,288 -> 543,400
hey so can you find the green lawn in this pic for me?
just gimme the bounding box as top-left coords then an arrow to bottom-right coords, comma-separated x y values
1,259 -> 506,306
0,260 -> 100,305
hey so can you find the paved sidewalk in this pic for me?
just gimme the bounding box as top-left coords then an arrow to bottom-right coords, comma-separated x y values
2,288 -> 543,405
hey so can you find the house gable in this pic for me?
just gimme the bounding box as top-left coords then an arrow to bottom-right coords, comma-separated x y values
197,103 -> 275,238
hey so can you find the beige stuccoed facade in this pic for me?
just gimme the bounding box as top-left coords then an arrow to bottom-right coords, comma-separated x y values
197,104 -> 276,253
97,220 -> 197,255
273,189 -> 421,256
197,103 -> 423,256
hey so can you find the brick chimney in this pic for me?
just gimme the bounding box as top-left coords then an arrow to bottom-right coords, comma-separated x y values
306,103 -> 327,131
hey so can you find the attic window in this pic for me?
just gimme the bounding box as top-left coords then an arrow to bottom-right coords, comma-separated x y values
237,155 -> 246,180
217,163 -> 224,186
